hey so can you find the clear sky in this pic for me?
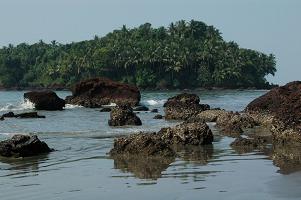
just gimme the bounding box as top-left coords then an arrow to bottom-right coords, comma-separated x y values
0,0 -> 300,85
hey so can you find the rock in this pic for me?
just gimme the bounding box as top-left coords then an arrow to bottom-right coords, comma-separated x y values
100,107 -> 112,112
110,132 -> 175,157
1,112 -> 15,118
24,90 -> 65,110
153,114 -> 163,119
159,121 -> 214,145
65,77 -> 140,108
0,116 -> 4,121
108,105 -> 142,126
0,135 -> 52,157
1,112 -> 45,119
151,109 -> 158,113
245,81 -> 301,145
15,112 -> 45,119
230,136 -> 270,154
110,121 -> 214,157
194,109 -> 228,122
133,105 -> 149,111
216,112 -> 258,137
164,93 -> 210,120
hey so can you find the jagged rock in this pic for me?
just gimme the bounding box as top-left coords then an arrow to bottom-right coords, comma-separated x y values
2,112 -> 15,118
153,114 -> 163,119
194,109 -> 228,122
164,93 -> 210,120
0,135 -> 52,157
24,90 -> 65,110
108,105 -> 142,126
65,77 -> 140,108
133,105 -> 149,111
245,81 -> 301,145
159,121 -> 214,145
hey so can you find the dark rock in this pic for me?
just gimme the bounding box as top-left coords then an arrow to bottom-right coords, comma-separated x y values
2,112 -> 15,118
110,133 -> 175,157
65,77 -> 140,108
0,116 -> 4,121
245,81 -> 301,145
159,121 -> 214,145
153,114 -> 163,119
24,90 -> 65,110
0,135 -> 52,157
164,93 -> 210,120
100,107 -> 112,112
133,105 -> 149,111
216,112 -> 258,137
108,105 -> 142,126
15,112 -> 45,119
151,109 -> 158,113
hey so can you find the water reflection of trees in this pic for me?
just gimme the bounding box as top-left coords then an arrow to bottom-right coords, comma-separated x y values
111,145 -> 214,180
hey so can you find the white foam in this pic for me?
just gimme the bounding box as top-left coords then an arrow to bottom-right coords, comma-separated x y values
145,99 -> 166,106
64,104 -> 84,109
0,99 -> 35,112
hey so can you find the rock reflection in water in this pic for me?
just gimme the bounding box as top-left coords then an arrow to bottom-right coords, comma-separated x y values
112,155 -> 175,179
111,145 -> 214,180
0,154 -> 49,175
271,144 -> 301,174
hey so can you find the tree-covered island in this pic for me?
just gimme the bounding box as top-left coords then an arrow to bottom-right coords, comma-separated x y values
0,20 -> 276,89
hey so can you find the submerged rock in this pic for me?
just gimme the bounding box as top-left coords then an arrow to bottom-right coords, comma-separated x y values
108,105 -> 142,126
24,90 -> 65,110
0,135 -> 52,157
245,81 -> 301,145
151,109 -> 158,113
100,107 -> 112,112
133,105 -> 149,111
164,93 -> 210,120
153,114 -> 163,119
1,112 -> 45,119
65,77 -> 140,108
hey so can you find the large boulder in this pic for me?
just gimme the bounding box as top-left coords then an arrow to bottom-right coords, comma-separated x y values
0,135 -> 52,157
24,90 -> 65,110
65,78 -> 140,108
108,105 -> 142,126
164,93 -> 210,120
245,81 -> 301,145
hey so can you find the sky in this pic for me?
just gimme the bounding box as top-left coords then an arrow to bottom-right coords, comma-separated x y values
0,0 -> 300,85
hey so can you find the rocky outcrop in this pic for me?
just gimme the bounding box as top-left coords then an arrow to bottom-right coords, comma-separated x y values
110,121 -> 214,157
164,93 -> 210,120
245,81 -> 301,145
65,78 -> 140,108
216,112 -> 258,137
108,105 -> 142,126
24,90 -> 65,110
1,112 -> 45,119
0,135 -> 52,157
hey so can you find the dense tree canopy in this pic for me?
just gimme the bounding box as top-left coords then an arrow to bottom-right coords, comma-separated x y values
0,20 -> 276,89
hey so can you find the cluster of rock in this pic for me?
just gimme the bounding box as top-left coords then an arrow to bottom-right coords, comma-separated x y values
108,105 -> 142,126
0,135 -> 52,157
110,121 -> 213,157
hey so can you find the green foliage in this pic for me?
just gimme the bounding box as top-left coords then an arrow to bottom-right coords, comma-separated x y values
0,20 -> 277,89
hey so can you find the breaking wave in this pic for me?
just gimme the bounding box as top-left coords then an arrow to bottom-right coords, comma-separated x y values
144,99 -> 166,106
0,99 -> 35,112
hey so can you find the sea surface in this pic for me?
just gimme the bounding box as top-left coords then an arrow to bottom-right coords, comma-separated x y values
1,90 -> 301,200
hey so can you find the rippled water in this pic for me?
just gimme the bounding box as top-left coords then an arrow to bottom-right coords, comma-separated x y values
1,90 -> 301,200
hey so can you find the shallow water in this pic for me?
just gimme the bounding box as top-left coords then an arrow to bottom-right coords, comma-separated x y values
1,90 -> 301,200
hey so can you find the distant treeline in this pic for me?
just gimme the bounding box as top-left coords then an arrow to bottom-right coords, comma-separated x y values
0,20 -> 276,89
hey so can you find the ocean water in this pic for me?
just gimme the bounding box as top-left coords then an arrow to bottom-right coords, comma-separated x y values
0,90 -> 301,200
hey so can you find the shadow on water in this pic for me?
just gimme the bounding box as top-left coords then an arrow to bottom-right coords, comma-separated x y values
111,145 -> 214,180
